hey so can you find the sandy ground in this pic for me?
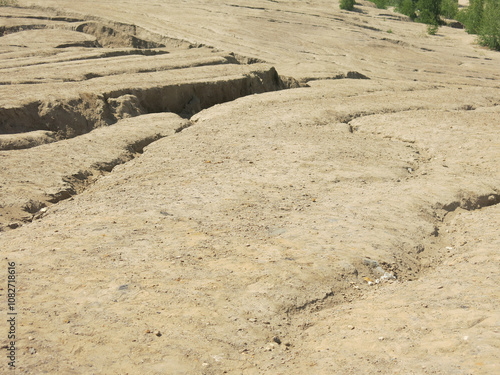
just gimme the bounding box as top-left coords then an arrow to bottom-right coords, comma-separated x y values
1,1 -> 499,374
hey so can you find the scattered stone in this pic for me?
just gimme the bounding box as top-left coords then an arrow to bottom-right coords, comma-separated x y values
273,336 -> 282,345
362,259 -> 379,268
23,200 -> 46,214
379,272 -> 396,282
347,325 -> 355,330
264,343 -> 276,351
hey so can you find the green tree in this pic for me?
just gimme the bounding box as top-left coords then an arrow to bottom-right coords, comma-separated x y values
416,0 -> 442,24
440,0 -> 459,18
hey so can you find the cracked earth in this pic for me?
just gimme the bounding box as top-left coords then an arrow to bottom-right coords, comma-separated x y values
0,1 -> 499,374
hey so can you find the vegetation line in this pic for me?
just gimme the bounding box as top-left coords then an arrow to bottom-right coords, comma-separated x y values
0,0 -> 18,6
340,0 -> 500,50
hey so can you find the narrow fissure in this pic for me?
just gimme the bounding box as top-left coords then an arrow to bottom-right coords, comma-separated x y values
0,9 -> 304,231
280,191 -> 500,321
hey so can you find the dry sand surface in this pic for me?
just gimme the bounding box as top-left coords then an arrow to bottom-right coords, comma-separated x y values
0,0 -> 499,374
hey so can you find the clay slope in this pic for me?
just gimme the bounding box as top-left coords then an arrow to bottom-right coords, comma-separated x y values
1,1 -> 499,374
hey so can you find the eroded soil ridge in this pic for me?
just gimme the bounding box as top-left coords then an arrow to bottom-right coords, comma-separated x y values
0,1 -> 499,374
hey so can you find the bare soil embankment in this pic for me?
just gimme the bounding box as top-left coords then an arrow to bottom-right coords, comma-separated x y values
1,1 -> 499,374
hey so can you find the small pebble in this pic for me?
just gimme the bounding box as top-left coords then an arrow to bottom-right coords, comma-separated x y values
347,325 -> 355,330
155,330 -> 162,337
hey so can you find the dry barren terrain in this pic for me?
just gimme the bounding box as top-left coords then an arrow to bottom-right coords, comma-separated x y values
1,1 -> 499,374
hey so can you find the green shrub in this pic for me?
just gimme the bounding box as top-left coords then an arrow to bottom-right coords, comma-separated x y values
397,0 -> 417,19
457,0 -> 484,33
371,0 -> 388,8
456,0 -> 500,51
478,0 -> 500,50
427,23 -> 439,34
340,0 -> 356,10
456,8 -> 469,28
0,0 -> 18,5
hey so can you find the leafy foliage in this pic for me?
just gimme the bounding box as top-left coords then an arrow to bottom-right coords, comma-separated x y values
427,23 -> 439,34
457,0 -> 484,33
340,0 -> 356,11
416,0 -> 442,25
379,0 -> 499,50
371,0 -> 388,9
440,0 -> 459,19
478,0 -> 500,50
0,0 -> 18,5
396,0 -> 417,19
456,0 -> 500,50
